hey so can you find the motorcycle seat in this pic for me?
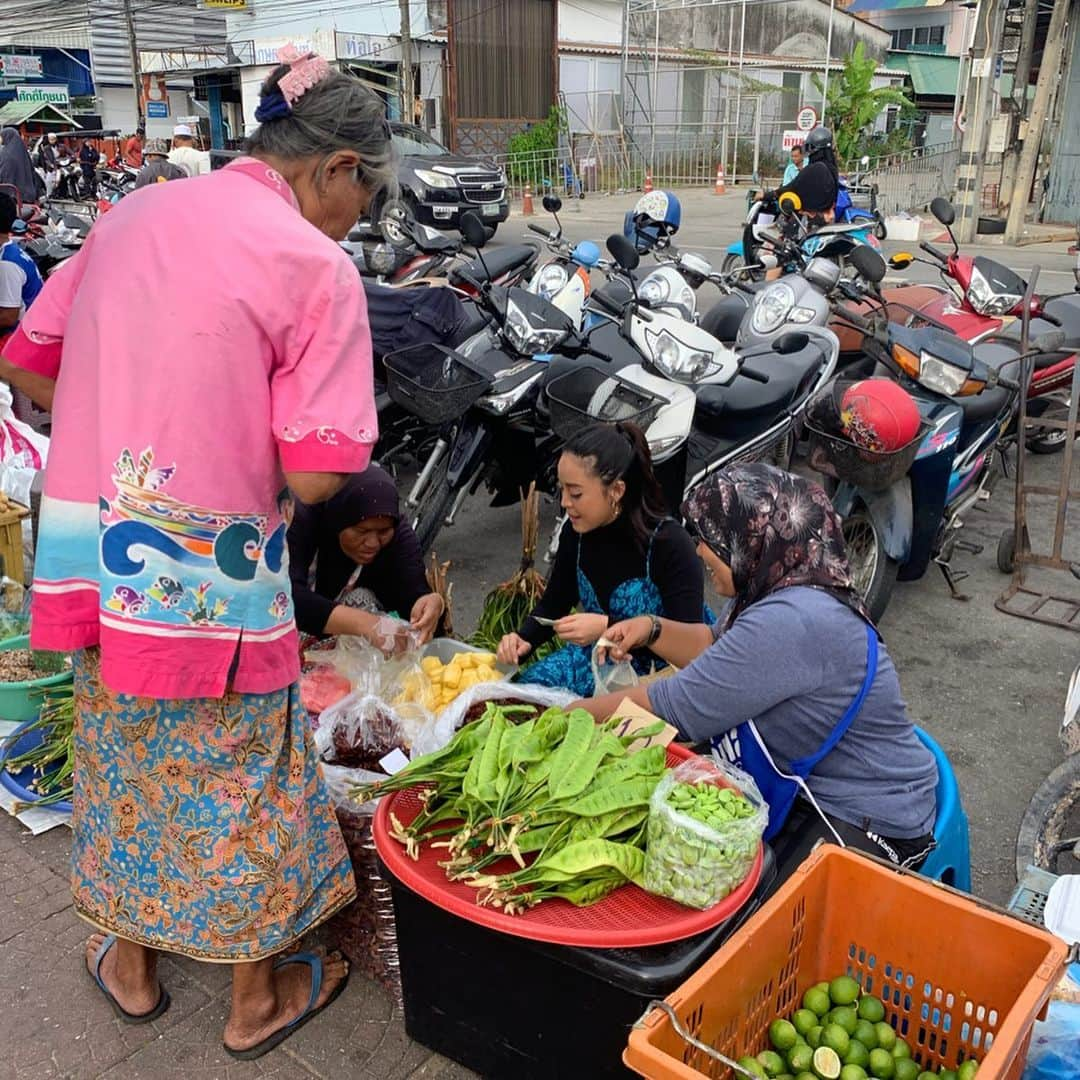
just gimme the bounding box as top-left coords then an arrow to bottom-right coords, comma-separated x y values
698,293 -> 751,343
956,384 -> 1011,424
1039,295 -> 1080,348
694,340 -> 829,440
449,244 -> 537,287
994,317 -> 1076,369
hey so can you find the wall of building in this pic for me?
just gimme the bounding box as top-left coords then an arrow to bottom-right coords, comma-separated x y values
98,85 -> 190,135
854,1 -> 969,55
559,0 -> 624,46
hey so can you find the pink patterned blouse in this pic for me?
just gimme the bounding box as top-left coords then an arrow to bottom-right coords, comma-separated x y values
2,158 -> 377,699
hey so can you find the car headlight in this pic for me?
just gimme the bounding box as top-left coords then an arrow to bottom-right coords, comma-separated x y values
503,298 -> 569,355
645,328 -> 720,383
415,168 -> 457,190
750,282 -> 796,335
966,265 -> 1021,316
639,274 -> 670,307
535,262 -> 569,301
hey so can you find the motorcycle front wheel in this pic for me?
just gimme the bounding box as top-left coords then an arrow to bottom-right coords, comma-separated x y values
411,450 -> 454,554
842,506 -> 899,623
1015,754 -> 1080,880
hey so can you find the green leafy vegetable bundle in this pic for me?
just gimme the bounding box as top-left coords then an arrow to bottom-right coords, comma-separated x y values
353,703 -> 669,914
2,684 -> 75,809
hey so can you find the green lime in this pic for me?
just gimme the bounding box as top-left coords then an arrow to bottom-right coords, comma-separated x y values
858,997 -> 886,1024
821,1025 -> 851,1058
796,1074 -> 818,1080
853,1020 -> 879,1050
758,1050 -> 787,1076
816,981 -> 832,995
830,1007 -> 859,1036
794,1009 -> 820,1038
812,1046 -> 843,1080
892,1061 -> 919,1080
868,1049 -> 895,1079
805,987 -> 832,1018
891,1041 -> 911,1061
789,1045 -> 814,1074
957,1062 -> 979,1080
830,976 -> 861,1006
940,1072 -> 958,1080
771,1020 -> 800,1053
844,1041 -> 870,1069
840,1068 -> 868,1080
873,1023 -> 897,1052
917,1073 -> 937,1080
808,1026 -> 824,1049
777,1075 -> 795,1080
737,1056 -> 768,1079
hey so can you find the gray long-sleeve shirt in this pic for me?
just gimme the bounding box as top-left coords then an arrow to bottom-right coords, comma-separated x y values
649,587 -> 937,838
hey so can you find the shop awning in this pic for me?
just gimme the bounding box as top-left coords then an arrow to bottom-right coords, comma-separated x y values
0,100 -> 78,128
885,51 -> 960,97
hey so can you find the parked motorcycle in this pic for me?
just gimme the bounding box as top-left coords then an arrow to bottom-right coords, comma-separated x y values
888,196 -> 1079,454
812,245 -> 1062,621
523,193 -> 602,325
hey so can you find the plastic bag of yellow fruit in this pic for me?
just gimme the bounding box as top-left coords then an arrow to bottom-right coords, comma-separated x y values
411,649 -> 501,712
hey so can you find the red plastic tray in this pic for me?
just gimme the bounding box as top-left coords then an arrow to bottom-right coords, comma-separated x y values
373,743 -> 764,948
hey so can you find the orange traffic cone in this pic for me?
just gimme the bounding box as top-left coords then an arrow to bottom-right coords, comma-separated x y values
644,169 -> 654,194
522,184 -> 534,216
714,164 -> 726,195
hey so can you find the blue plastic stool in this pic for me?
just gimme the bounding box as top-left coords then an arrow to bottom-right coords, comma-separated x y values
914,727 -> 972,892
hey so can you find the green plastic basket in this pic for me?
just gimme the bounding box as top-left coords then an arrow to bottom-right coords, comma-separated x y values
0,635 -> 73,722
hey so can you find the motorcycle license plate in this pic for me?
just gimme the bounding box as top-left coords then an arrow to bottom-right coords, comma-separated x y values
482,201 -> 501,217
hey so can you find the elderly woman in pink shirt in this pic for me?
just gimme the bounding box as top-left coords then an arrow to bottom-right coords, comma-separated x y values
0,50 -> 390,1059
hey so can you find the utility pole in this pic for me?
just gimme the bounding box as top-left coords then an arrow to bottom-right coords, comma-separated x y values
399,0 -> 415,124
123,0 -> 143,130
953,0 -> 1005,244
1005,0 -> 1071,242
999,0 -> 1040,208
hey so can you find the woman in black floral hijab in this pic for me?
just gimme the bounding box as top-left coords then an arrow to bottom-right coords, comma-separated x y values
682,462 -> 872,630
574,462 -> 939,877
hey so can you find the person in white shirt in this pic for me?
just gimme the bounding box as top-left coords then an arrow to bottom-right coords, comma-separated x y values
167,124 -> 210,178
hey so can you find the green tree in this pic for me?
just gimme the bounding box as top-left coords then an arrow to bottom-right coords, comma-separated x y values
811,43 -> 914,164
505,105 -> 564,184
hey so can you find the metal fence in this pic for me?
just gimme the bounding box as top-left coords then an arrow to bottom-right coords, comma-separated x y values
862,141 -> 962,215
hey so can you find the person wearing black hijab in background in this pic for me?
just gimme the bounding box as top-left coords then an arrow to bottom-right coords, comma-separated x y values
0,128 -> 42,205
287,465 -> 445,643
775,126 -> 839,216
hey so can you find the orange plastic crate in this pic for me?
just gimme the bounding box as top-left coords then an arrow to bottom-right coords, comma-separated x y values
624,847 -> 1067,1080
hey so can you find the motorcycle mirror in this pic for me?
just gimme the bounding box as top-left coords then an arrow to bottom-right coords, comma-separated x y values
460,211 -> 489,249
849,245 -> 887,285
606,233 -> 640,272
930,197 -> 955,227
889,252 -> 914,270
778,192 -> 802,215
542,194 -> 562,214
1034,329 -> 1067,355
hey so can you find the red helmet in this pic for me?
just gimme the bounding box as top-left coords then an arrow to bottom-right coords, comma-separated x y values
840,379 -> 921,452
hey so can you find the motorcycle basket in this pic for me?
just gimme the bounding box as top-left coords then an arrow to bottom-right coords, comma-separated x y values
804,379 -> 930,492
545,365 -> 668,442
383,344 -> 493,426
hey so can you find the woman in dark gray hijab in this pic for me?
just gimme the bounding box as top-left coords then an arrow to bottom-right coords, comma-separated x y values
0,128 -> 42,204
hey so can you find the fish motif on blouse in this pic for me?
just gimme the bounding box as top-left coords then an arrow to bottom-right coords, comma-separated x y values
104,585 -> 150,617
147,575 -> 185,609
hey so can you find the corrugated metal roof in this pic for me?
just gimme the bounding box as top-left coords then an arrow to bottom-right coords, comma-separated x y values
846,0 -> 948,10
0,100 -> 77,127
885,50 -> 960,96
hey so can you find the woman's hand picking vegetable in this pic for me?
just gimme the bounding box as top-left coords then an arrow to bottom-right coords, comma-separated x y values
595,615 -> 652,662
553,612 -> 609,646
497,631 -> 532,666
409,592 -> 444,643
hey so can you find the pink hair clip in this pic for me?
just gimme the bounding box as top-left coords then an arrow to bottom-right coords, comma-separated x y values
277,45 -> 331,108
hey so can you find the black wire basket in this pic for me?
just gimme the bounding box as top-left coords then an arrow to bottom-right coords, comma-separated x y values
545,366 -> 669,442
383,344 -> 493,426
804,379 -> 930,492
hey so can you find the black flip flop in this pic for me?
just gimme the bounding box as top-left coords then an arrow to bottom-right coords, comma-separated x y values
89,934 -> 171,1024
223,950 -> 350,1061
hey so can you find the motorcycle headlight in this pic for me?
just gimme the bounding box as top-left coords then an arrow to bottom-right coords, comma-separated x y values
415,168 -> 457,189
364,242 -> 397,275
639,274 -> 670,307
535,262 -> 569,301
893,344 -> 984,396
645,328 -> 719,383
503,297 -> 569,355
966,265 -> 1021,317
751,282 -> 796,335
787,307 -> 817,324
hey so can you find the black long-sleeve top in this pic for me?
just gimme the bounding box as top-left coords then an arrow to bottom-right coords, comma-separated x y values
519,516 -> 706,648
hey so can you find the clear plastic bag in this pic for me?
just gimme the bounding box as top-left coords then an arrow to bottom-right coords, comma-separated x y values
643,756 -> 767,910
592,639 -> 640,697
1023,999 -> 1080,1079
314,691 -> 415,772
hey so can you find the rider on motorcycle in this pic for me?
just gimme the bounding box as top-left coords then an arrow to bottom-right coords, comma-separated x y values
775,126 -> 840,218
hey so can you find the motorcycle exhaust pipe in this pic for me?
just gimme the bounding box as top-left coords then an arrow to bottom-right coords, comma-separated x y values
407,437 -> 448,508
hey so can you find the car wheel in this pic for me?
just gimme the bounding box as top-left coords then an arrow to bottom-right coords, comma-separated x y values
374,192 -> 418,247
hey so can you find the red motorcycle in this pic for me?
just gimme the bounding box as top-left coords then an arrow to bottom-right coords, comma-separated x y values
890,196 -> 1078,453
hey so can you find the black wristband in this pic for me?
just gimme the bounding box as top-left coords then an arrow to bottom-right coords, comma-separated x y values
645,614 -> 662,647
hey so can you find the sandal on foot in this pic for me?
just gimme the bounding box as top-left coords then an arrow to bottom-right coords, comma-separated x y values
89,934 -> 171,1024
223,951 -> 350,1061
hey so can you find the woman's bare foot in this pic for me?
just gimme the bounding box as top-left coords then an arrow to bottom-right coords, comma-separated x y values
224,950 -> 349,1054
85,933 -> 162,1016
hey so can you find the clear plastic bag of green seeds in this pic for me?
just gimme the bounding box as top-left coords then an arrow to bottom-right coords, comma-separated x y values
643,757 -> 767,909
